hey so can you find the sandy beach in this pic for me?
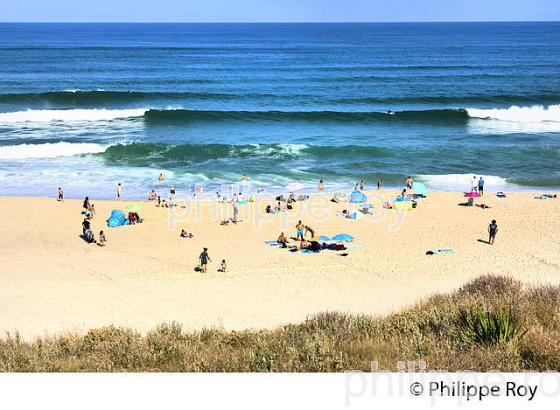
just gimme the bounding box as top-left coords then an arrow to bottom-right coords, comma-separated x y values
0,190 -> 558,339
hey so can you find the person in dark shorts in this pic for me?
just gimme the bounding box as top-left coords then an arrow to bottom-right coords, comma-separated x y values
57,187 -> 64,201
488,219 -> 498,245
478,177 -> 485,196
199,247 -> 211,273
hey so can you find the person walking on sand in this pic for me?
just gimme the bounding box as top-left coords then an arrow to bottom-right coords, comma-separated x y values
296,220 -> 305,241
488,219 -> 498,245
318,179 -> 324,192
232,201 -> 239,223
57,187 -> 64,202
377,177 -> 382,190
199,247 -> 211,273
478,176 -> 485,196
116,183 -> 122,200
405,176 -> 413,191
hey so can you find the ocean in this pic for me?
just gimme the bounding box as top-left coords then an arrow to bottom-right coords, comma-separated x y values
0,22 -> 559,199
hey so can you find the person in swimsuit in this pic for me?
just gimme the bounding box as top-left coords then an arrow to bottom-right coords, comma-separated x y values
305,225 -> 315,239
377,177 -> 382,190
318,180 -> 324,192
116,183 -> 122,200
296,221 -> 305,241
199,248 -> 211,273
488,219 -> 498,245
405,176 -> 413,191
57,187 -> 64,202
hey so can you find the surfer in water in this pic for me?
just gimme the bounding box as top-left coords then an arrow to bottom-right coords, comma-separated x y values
386,110 -> 395,115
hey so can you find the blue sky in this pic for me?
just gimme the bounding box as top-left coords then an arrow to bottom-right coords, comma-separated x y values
2,0 -> 559,22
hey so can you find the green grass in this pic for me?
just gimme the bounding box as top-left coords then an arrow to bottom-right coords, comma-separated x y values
1,275 -> 559,372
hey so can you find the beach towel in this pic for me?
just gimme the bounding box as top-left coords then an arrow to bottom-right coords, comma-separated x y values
265,240 -> 282,246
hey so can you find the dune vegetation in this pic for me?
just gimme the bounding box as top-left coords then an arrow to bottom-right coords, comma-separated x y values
1,275 -> 559,372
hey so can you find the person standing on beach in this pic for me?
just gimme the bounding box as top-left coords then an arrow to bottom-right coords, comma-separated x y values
471,176 -> 478,192
478,176 -> 485,196
169,185 -> 176,206
488,219 -> 498,245
377,177 -> 382,190
405,176 -> 413,191
232,201 -> 239,223
199,247 -> 211,273
296,221 -> 305,241
116,183 -> 122,200
318,180 -> 324,192
57,187 -> 64,202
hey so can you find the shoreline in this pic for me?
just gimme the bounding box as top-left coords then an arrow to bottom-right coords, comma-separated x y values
0,190 -> 558,339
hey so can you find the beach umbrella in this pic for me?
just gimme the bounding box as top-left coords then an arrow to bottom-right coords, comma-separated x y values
412,181 -> 428,196
318,235 -> 332,242
126,203 -> 143,212
285,182 -> 304,192
332,234 -> 354,242
464,192 -> 481,198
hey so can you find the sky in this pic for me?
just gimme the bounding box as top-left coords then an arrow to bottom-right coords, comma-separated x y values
1,0 -> 559,22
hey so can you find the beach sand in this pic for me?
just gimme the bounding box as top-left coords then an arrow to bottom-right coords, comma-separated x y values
0,191 -> 558,339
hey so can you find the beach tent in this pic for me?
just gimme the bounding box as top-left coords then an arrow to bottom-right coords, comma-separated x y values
107,209 -> 129,227
349,190 -> 367,204
412,182 -> 428,197
332,234 -> 354,242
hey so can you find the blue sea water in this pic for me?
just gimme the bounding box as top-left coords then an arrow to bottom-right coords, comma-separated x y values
0,22 -> 559,198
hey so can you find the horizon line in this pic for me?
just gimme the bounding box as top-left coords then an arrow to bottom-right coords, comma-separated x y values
1,20 -> 559,24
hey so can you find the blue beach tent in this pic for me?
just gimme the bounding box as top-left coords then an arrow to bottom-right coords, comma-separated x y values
412,181 -> 428,197
107,209 -> 129,227
349,190 -> 367,204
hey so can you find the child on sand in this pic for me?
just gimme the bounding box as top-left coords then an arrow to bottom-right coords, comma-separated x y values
218,259 -> 227,273
98,230 -> 107,247
488,219 -> 498,245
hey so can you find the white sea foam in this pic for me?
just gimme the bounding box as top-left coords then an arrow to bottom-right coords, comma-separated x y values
417,173 -> 519,192
467,104 -> 560,123
0,142 -> 108,160
466,104 -> 560,134
0,108 -> 147,123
